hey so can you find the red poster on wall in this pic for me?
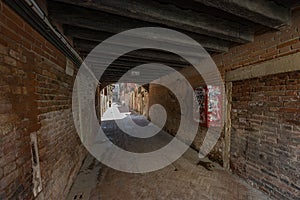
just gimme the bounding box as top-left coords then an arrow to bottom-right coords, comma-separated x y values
193,86 -> 222,127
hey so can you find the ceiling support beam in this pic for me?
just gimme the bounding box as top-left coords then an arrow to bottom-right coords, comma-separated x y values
63,25 -> 230,53
193,0 -> 290,28
74,38 -> 197,65
48,0 -> 253,43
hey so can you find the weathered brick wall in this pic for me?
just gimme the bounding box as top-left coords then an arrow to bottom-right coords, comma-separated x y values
219,8 -> 300,200
130,86 -> 149,118
231,71 -> 300,199
0,1 -> 86,199
149,74 -> 224,165
147,9 -> 300,196
213,8 -> 300,74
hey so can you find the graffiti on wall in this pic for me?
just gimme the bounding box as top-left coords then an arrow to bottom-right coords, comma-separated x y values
193,87 -> 207,125
193,86 -> 222,127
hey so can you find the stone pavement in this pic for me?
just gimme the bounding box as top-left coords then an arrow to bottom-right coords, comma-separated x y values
67,103 -> 271,200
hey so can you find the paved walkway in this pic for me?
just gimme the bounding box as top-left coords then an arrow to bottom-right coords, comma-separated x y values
67,103 -> 271,200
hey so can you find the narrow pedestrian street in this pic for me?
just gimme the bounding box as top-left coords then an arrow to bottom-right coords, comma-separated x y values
67,103 -> 270,200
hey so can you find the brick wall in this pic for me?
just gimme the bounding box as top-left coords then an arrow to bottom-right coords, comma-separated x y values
213,8 -> 300,74
219,8 -> 300,200
230,71 -> 300,199
149,74 -> 224,165
130,86 -> 149,117
147,8 -> 300,198
0,1 -> 86,199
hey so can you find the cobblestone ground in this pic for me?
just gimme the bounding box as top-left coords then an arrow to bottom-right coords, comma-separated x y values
67,104 -> 271,200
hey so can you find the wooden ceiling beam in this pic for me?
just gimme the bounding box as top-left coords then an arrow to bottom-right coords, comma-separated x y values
73,39 -> 206,60
73,38 -> 195,65
63,25 -> 230,53
48,0 -> 253,43
80,51 -> 191,69
89,60 -> 186,69
193,0 -> 290,28
100,75 -> 166,84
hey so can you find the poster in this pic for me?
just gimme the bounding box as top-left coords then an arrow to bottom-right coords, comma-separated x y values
193,86 -> 222,127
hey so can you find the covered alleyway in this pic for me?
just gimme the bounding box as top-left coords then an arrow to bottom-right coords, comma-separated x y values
1,0 -> 300,199
67,103 -> 270,200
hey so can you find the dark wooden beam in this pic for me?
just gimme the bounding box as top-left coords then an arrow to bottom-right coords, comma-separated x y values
73,38 -> 196,65
74,39 -> 205,60
100,56 -> 187,68
271,0 -> 291,8
100,72 -> 167,79
48,0 -> 253,43
100,75 -> 166,84
98,64 -> 191,83
89,59 -> 186,70
90,60 -> 187,84
113,57 -> 185,68
75,42 -> 211,66
80,50 -> 190,67
193,0 -> 290,28
86,61 -> 185,81
63,25 -> 230,53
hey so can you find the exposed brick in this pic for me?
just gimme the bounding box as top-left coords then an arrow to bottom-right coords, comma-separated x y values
3,162 -> 16,176
214,11 -> 300,72
2,4 -> 24,28
0,44 -> 8,55
279,107 -> 300,113
291,41 -> 300,50
0,3 -> 86,200
0,101 -> 12,114
8,49 -> 26,63
3,55 -> 16,66
0,168 -> 3,180
0,170 -> 17,191
231,70 -> 300,200
277,38 -> 299,49
1,0 -> 300,200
